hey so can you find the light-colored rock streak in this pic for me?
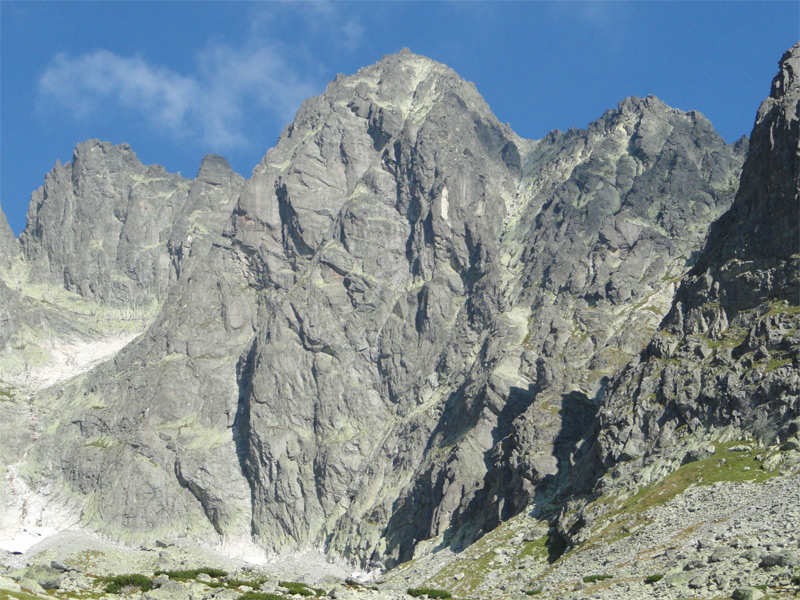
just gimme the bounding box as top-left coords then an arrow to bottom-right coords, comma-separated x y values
0,465 -> 82,554
6,331 -> 142,393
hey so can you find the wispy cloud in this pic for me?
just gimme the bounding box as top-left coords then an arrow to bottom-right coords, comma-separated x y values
38,43 -> 315,150
250,0 -> 364,51
341,19 -> 365,52
36,3 -> 364,151
546,1 -> 627,52
39,51 -> 196,130
548,1 -> 623,28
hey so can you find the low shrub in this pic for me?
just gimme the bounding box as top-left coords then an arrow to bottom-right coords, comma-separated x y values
199,568 -> 228,578
239,593 -> 284,600
524,589 -> 542,596
582,574 -> 613,583
407,588 -> 452,599
154,568 -> 228,580
103,574 -> 153,594
228,578 -> 267,590
280,581 -> 316,596
644,573 -> 664,583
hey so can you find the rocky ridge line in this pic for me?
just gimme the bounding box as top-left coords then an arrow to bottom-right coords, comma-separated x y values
0,44 -> 793,587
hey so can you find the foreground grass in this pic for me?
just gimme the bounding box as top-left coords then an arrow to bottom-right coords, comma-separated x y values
154,568 -> 228,580
611,441 -> 777,518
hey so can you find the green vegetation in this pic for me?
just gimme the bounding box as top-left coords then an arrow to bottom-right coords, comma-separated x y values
0,590 -> 42,600
644,573 -> 664,583
582,574 -> 612,583
150,567 -> 276,594
705,333 -> 746,349
103,574 -> 153,594
84,435 -> 119,449
579,441 -> 781,551
407,588 -> 452,599
154,567 -> 228,580
279,581 -> 317,596
765,357 -> 792,373
517,533 -> 566,564
610,441 -> 776,516
228,578 -> 267,590
524,589 -> 543,596
419,514 -> 562,598
239,593 -> 284,600
765,300 -> 800,317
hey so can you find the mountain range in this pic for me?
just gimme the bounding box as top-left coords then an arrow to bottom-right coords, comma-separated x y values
0,43 -> 798,600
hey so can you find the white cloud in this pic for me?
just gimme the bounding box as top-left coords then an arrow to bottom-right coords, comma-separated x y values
39,51 -> 196,127
38,43 -> 316,150
36,1 -> 365,151
342,19 -> 364,51
249,1 -> 363,53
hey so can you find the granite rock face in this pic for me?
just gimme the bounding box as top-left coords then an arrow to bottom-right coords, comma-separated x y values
0,45 -> 795,575
596,42 -> 800,472
18,141 -> 190,306
224,51 -> 745,564
0,204 -> 17,346
548,42 -> 800,551
0,204 -> 17,263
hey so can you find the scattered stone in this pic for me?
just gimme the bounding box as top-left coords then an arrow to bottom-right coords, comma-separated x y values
709,547 -> 734,562
759,551 -> 800,569
683,559 -> 706,571
49,561 -> 70,572
732,587 -> 765,600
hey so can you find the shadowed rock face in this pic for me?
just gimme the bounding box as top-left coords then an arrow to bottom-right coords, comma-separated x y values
579,43 -> 800,546
0,205 -> 15,260
2,45 -> 792,570
0,206 -> 18,345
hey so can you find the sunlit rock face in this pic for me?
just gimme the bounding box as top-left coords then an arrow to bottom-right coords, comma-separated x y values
3,43 -> 796,575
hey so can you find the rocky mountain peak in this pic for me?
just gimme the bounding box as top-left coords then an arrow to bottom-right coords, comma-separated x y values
17,140 -> 192,304
765,41 -> 799,111
333,47 -> 467,99
694,40 -> 799,272
1,44 -> 797,598
616,93 -> 668,114
197,153 -> 234,178
279,48 -> 509,158
594,41 -> 800,490
189,153 -> 243,211
234,48 -> 521,291
71,139 -> 139,169
0,203 -> 14,246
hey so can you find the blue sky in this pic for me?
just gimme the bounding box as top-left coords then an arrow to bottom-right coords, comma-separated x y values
1,1 -> 798,235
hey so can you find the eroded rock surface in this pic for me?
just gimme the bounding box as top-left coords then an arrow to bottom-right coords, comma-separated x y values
0,45 -> 796,583
594,42 -> 800,485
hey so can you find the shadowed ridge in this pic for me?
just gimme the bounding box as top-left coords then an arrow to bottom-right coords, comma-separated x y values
592,41 -> 800,516
0,202 -> 18,267
693,40 -> 800,272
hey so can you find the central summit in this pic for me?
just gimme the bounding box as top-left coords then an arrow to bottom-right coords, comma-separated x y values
0,45 -> 768,581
